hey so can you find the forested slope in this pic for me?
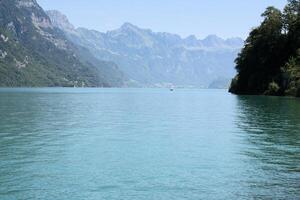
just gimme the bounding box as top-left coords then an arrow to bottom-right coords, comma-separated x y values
229,0 -> 300,97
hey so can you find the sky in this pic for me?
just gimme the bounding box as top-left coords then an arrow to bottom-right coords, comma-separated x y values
37,0 -> 287,39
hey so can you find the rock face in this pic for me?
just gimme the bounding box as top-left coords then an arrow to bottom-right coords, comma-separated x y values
46,10 -> 75,32
0,0 -> 125,87
47,10 -> 244,88
16,0 -> 38,8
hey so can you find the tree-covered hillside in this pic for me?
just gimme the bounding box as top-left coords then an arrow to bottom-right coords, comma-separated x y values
229,0 -> 300,97
0,0 -> 125,87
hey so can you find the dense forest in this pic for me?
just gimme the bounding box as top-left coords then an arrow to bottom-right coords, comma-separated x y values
229,0 -> 300,97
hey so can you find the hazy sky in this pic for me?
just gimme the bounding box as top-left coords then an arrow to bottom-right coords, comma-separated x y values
37,0 -> 287,39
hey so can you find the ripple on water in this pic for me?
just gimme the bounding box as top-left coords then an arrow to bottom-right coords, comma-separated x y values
0,88 -> 299,200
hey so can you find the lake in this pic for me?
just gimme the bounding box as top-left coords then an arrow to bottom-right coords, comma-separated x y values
0,88 -> 299,200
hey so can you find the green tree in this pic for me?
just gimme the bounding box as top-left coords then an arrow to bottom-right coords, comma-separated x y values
231,7 -> 285,94
282,49 -> 300,96
283,0 -> 300,56
230,1 -> 300,97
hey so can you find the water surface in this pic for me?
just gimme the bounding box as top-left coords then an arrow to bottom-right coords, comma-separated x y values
0,88 -> 299,199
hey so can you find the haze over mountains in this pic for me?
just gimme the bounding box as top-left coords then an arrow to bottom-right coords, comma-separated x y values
47,10 -> 244,88
0,0 -> 243,88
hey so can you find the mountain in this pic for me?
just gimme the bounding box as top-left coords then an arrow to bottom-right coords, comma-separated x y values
47,10 -> 244,88
0,0 -> 125,87
208,77 -> 231,89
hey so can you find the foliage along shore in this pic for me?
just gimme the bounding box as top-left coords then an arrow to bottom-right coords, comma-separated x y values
229,0 -> 300,97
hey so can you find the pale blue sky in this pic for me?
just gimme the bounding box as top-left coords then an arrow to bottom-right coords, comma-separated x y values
37,0 -> 287,39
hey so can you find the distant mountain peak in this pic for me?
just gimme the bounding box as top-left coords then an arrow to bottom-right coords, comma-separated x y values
46,10 -> 75,32
46,11 -> 243,50
201,35 -> 227,48
184,35 -> 200,46
203,34 -> 224,41
185,35 -> 198,41
118,22 -> 154,34
225,37 -> 244,47
121,22 -> 137,30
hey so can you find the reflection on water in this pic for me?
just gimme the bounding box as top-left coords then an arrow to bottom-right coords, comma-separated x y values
0,89 -> 299,200
234,95 -> 300,199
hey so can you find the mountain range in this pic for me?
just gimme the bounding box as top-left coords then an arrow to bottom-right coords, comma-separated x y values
47,10 -> 244,88
0,0 -> 243,88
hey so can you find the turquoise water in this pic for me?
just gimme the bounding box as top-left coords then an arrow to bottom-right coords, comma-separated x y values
0,88 -> 299,200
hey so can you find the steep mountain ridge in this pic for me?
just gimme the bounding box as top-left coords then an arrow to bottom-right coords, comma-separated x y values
0,0 -> 125,87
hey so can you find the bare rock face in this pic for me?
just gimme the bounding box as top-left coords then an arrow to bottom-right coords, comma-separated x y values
46,10 -> 75,32
16,0 -> 38,8
0,49 -> 8,59
31,13 -> 52,29
6,22 -> 17,36
0,34 -> 9,42
14,57 -> 29,68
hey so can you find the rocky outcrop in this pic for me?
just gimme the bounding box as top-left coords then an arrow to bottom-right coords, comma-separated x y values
16,0 -> 38,8
46,10 -> 75,32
